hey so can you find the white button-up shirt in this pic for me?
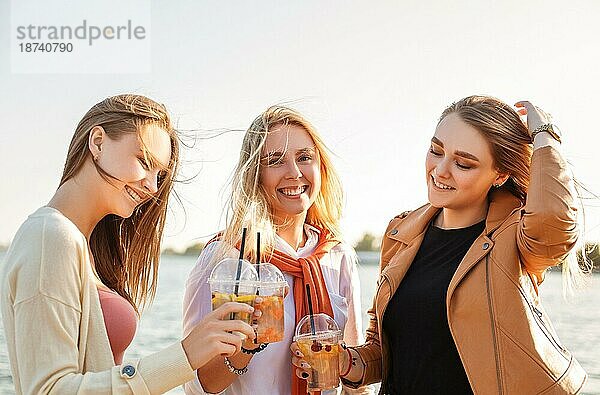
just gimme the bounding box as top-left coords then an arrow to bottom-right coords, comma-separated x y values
182,224 -> 372,394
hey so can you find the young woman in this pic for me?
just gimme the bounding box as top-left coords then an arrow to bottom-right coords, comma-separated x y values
0,94 -> 256,394
292,97 -> 588,394
183,105 -> 370,395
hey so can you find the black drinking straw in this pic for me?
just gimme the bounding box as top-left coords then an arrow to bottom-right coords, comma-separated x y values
255,232 -> 261,296
305,283 -> 316,336
305,285 -> 319,383
234,227 -> 247,296
256,232 -> 261,281
254,232 -> 261,344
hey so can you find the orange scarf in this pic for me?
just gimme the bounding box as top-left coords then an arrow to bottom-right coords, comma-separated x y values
207,227 -> 339,395
265,227 -> 338,395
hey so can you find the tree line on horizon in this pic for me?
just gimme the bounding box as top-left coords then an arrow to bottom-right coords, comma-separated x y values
161,232 -> 383,257
1,237 -> 599,272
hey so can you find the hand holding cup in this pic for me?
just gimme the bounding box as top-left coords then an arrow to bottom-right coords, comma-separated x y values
182,301 -> 256,370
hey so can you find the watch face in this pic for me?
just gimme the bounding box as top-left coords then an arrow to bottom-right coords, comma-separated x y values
551,124 -> 562,138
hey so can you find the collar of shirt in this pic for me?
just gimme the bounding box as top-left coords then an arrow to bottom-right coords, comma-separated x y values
273,223 -> 320,258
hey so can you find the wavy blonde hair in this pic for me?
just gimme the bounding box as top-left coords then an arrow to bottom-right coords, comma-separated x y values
215,105 -> 344,263
440,95 -> 588,292
60,94 -> 180,313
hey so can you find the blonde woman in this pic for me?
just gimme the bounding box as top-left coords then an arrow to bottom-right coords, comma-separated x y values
0,94 -> 256,394
183,106 -> 370,395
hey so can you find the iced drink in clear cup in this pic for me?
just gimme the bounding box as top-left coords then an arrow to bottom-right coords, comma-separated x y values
255,263 -> 289,343
294,313 -> 342,391
208,258 -> 258,324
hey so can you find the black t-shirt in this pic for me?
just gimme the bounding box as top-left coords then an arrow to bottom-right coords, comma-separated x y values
382,219 -> 485,395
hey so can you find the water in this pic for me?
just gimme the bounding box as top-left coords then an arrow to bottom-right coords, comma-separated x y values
1,252 -> 599,394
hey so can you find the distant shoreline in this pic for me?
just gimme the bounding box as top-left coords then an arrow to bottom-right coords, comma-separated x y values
160,249 -> 382,264
1,247 -> 597,271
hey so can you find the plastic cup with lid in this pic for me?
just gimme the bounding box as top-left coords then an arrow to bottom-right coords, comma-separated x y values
294,313 -> 342,390
208,258 -> 259,324
255,263 -> 289,343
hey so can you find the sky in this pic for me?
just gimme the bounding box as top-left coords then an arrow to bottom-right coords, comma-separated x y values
2,0 -> 600,251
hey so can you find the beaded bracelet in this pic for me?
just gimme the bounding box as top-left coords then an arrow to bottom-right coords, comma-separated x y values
224,357 -> 248,375
241,343 -> 268,354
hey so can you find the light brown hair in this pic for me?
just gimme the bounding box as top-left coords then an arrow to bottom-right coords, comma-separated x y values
60,94 -> 180,312
440,95 -> 587,291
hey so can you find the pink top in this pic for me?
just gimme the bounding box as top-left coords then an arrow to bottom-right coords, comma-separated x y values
97,288 -> 138,365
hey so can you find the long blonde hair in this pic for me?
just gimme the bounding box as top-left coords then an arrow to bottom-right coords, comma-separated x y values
216,105 -> 344,263
60,94 -> 180,312
440,95 -> 589,292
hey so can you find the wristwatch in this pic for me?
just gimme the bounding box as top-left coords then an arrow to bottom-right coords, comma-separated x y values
531,123 -> 562,143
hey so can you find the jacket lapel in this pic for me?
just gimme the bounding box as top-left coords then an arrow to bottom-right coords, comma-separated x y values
447,190 -> 521,301
382,205 -> 439,295
381,234 -> 424,296
446,235 -> 494,299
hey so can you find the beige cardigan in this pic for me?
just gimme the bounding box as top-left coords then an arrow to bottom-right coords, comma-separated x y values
1,207 -> 195,394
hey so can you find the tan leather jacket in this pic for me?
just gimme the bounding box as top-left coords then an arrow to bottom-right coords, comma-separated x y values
349,147 -> 587,394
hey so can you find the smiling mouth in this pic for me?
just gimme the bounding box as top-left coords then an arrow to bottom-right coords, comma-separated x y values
125,185 -> 145,203
431,175 -> 455,190
278,185 -> 308,197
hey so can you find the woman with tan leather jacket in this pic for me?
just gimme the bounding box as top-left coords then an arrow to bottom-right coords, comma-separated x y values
292,96 -> 587,394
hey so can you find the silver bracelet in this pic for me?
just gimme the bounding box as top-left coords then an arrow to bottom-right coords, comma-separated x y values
224,356 -> 248,375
